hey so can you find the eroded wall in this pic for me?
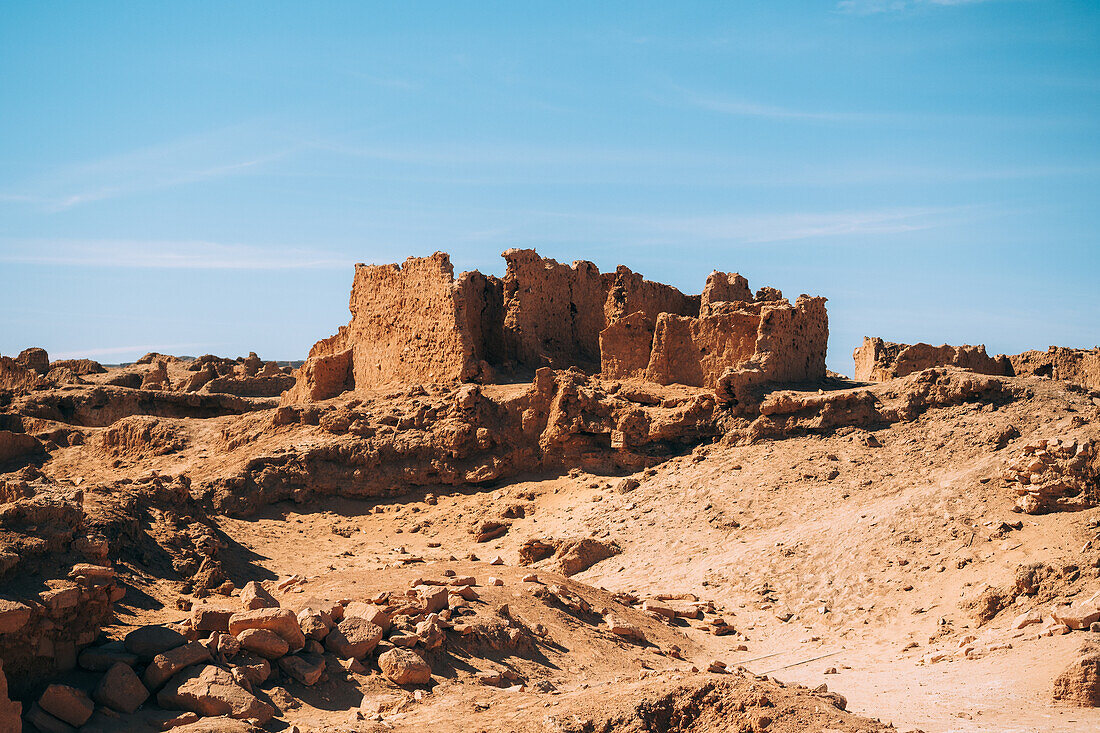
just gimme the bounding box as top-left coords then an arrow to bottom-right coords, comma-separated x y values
287,250 -> 830,402
1010,347 -> 1100,390
853,337 -> 1011,382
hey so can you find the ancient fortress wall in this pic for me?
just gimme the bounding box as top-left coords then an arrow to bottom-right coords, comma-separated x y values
1009,346 -> 1100,390
286,249 -> 829,402
852,337 -> 1012,382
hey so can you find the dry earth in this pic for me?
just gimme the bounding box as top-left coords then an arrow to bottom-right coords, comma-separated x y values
2,345 -> 1100,732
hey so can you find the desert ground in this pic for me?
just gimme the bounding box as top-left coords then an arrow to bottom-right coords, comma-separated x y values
2,255 -> 1100,733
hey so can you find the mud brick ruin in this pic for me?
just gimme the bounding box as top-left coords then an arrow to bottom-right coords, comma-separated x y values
285,249 -> 829,405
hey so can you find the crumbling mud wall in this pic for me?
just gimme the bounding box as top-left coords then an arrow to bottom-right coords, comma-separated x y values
345,253 -> 488,388
1010,347 -> 1100,391
0,484 -> 124,697
853,337 -> 1012,382
501,249 -> 609,369
287,250 -> 829,402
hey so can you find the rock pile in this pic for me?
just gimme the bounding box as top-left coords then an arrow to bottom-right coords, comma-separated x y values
1002,436 -> 1098,513
21,574 -> 500,729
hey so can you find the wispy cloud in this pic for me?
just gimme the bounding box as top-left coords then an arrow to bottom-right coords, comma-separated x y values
0,239 -> 349,270
439,206 -> 975,248
648,207 -> 964,243
838,0 -> 1005,15
0,125 -> 297,211
680,90 -> 876,122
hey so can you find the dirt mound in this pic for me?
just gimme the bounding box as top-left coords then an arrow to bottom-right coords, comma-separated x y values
94,416 -> 188,459
1054,642 -> 1100,706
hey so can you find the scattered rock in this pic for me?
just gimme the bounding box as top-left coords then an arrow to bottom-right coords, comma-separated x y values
38,684 -> 94,727
378,648 -> 432,685
94,662 -> 149,713
237,628 -> 289,659
156,664 -> 274,723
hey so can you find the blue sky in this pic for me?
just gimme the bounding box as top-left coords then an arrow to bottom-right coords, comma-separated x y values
1,1 -> 1097,373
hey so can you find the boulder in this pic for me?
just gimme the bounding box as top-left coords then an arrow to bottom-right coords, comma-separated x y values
1053,602 -> 1100,631
94,662 -> 149,713
555,537 -> 621,576
324,617 -> 382,660
0,598 -> 32,634
237,628 -> 289,660
79,641 -> 140,672
156,665 -> 274,724
239,581 -> 278,610
227,608 -> 305,650
606,615 -> 646,642
24,704 -> 74,733
277,652 -> 327,686
296,608 -> 332,641
124,624 -> 188,661
143,641 -> 212,690
343,601 -> 391,632
191,605 -> 235,633
231,653 -> 271,687
378,648 -> 432,685
38,684 -> 94,727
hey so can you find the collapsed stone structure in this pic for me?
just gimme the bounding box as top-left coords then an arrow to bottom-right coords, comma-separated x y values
854,338 -> 1100,392
285,250 -> 828,403
1010,347 -> 1100,391
852,337 -> 1011,382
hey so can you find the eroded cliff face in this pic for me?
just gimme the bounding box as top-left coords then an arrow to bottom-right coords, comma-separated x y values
286,250 -> 829,403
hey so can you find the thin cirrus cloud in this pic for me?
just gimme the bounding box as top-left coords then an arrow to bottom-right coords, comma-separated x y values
837,0 -> 1004,14
0,125 -> 297,211
679,90 -> 876,123
0,239 -> 350,270
440,206 -> 971,248
601,206 -> 968,244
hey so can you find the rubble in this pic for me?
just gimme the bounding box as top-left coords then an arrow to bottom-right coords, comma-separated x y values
1001,436 -> 1098,513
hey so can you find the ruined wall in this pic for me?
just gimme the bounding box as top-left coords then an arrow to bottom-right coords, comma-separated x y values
853,337 -> 1011,382
603,265 -> 699,324
0,357 -> 50,393
642,296 -> 826,391
599,311 -> 656,380
347,253 -> 482,388
286,253 -> 487,402
501,249 -> 608,369
700,271 -> 752,316
287,249 -> 829,402
1010,347 -> 1100,391
455,270 -> 506,372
